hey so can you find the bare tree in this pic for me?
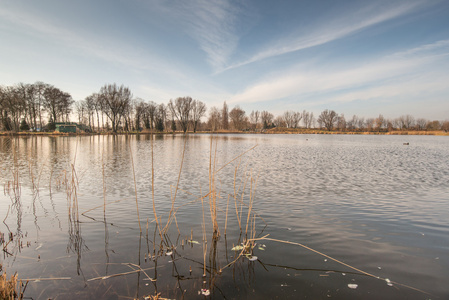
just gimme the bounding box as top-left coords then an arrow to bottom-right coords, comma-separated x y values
292,111 -> 302,128
375,114 -> 385,131
260,110 -> 274,129
398,115 -> 415,129
337,114 -> 346,131
249,110 -> 260,130
302,110 -> 314,129
441,121 -> 449,132
207,106 -> 221,131
317,109 -> 338,131
168,96 -> 193,133
283,111 -> 294,128
274,115 -> 286,128
426,120 -> 441,131
134,98 -> 146,131
98,83 -> 132,133
222,101 -> 229,130
357,117 -> 366,130
75,100 -> 87,125
155,103 -> 166,132
229,106 -> 247,130
415,118 -> 427,130
1,85 -> 26,131
191,99 -> 206,133
33,82 -> 48,130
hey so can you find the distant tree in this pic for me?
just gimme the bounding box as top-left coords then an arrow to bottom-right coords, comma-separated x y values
168,96 -> 193,133
2,85 -> 25,131
292,111 -> 302,128
366,118 -> 375,131
415,118 -> 427,130
221,101 -> 229,130
98,83 -> 132,133
426,120 -> 441,131
191,100 -> 206,133
399,115 -> 415,129
47,117 -> 56,131
441,121 -> 449,132
171,119 -> 176,133
302,110 -> 314,129
43,85 -> 73,124
155,104 -> 166,132
357,117 -> 366,130
33,82 -> 48,130
249,110 -> 260,130
274,115 -> 286,128
337,114 -> 346,131
260,110 -> 274,128
75,100 -> 86,125
317,109 -> 338,131
229,106 -> 247,130
20,119 -> 30,131
347,115 -> 357,130
375,114 -> 385,131
207,106 -> 221,132
283,111 -> 294,128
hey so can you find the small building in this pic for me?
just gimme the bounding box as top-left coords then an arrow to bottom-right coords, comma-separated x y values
55,122 -> 77,133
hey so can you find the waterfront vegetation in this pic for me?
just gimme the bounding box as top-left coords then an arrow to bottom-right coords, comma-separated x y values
1,82 -> 448,135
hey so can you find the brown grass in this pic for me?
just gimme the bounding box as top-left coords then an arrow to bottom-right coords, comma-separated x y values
0,267 -> 28,300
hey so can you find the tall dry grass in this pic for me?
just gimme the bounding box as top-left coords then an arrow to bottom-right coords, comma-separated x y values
0,266 -> 28,300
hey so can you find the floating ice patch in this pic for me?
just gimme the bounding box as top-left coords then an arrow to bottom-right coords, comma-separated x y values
385,278 -> 393,286
166,251 -> 173,256
188,240 -> 199,244
348,283 -> 358,289
231,245 -> 243,251
201,289 -> 210,296
247,256 -> 258,261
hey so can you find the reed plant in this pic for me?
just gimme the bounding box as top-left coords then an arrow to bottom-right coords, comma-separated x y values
0,266 -> 28,300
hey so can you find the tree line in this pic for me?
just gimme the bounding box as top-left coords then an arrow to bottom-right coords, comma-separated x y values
1,82 -> 448,133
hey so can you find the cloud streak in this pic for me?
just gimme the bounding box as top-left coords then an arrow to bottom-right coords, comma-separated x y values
229,40 -> 449,107
159,0 -> 241,71
0,6 -> 185,80
220,1 -> 423,73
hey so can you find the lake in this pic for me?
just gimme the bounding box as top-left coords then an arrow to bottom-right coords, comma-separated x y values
1,134 -> 448,299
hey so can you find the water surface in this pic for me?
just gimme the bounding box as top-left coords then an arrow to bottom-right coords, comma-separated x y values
1,134 -> 448,299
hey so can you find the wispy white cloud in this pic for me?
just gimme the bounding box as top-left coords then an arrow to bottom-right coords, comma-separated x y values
220,1 -> 424,72
0,6 -> 185,79
229,40 -> 449,107
158,0 -> 241,71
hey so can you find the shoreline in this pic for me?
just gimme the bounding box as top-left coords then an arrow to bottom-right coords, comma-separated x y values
1,129 -> 448,137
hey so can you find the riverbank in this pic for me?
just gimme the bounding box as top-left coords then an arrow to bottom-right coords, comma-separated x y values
1,129 -> 448,136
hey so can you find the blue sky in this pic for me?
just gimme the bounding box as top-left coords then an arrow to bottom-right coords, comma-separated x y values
1,0 -> 449,120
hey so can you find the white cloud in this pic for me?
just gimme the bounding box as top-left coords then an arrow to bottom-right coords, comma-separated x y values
220,1 -> 424,72
156,0 -> 241,71
0,6 -> 185,80
229,40 -> 449,106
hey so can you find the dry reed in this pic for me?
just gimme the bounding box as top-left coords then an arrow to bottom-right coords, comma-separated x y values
128,139 -> 142,233
0,267 -> 28,300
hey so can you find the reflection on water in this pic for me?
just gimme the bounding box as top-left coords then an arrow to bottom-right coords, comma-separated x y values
1,134 -> 449,299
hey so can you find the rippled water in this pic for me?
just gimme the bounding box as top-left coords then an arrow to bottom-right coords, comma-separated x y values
1,134 -> 448,299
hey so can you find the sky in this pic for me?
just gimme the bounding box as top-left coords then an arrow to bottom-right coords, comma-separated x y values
1,0 -> 449,120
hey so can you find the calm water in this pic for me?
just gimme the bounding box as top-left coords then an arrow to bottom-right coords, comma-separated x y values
1,134 -> 448,299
